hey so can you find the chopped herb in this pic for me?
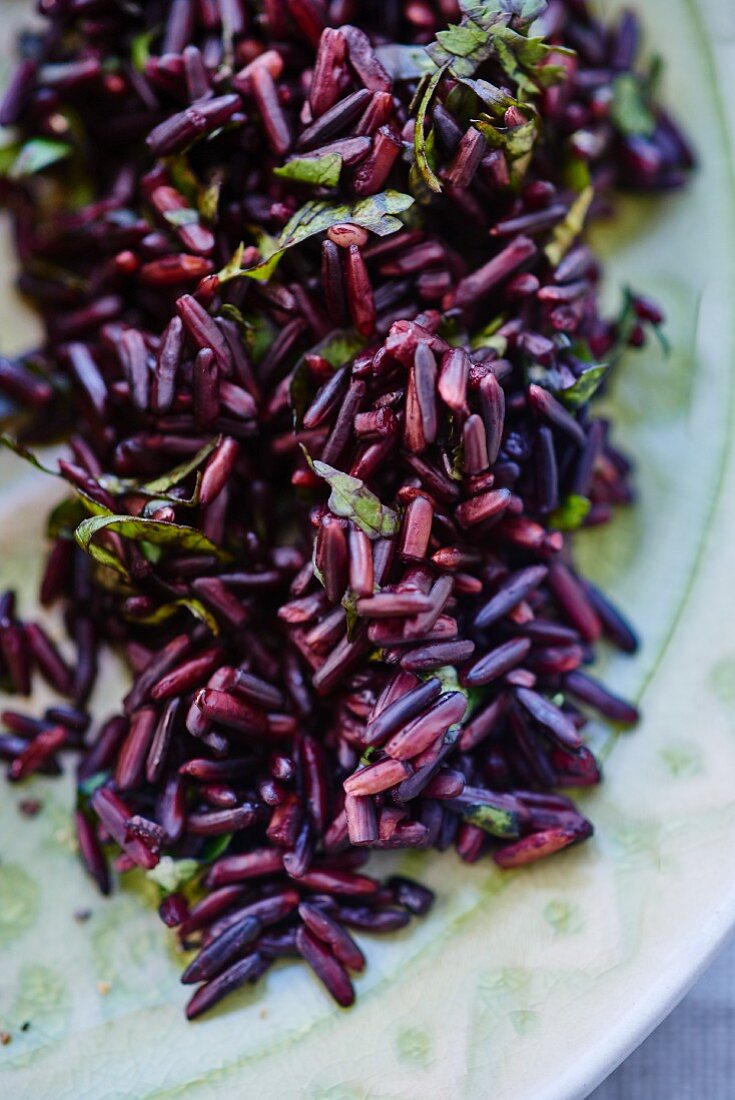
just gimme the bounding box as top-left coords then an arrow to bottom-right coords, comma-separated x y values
75,514 -> 231,578
125,597 -> 220,635
216,242 -> 246,283
610,73 -> 656,137
412,66 -> 447,194
463,802 -> 521,838
131,25 -> 159,72
306,454 -> 399,540
274,153 -> 343,188
550,493 -> 591,530
545,185 -> 593,266
374,43 -> 437,80
558,363 -> 608,408
199,179 -> 221,221
146,856 -> 199,893
239,191 -> 415,282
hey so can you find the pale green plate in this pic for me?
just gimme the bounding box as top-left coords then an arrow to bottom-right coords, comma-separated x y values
2,2 -> 735,1097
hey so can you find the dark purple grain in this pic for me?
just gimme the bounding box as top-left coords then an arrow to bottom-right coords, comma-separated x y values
296,925 -> 354,1006
185,951 -> 267,1020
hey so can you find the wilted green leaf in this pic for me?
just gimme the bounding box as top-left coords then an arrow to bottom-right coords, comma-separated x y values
240,191 -> 415,282
274,153 -> 343,188
75,514 -> 231,578
460,76 -> 519,115
1,433 -> 60,476
139,439 -> 218,497
413,66 -> 446,195
307,456 -> 399,539
474,116 -> 537,159
460,0 -> 546,20
428,7 -> 569,88
125,596 -> 220,634
47,496 -> 88,540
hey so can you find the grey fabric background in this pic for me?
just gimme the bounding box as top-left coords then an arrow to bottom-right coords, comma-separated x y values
590,937 -> 735,1099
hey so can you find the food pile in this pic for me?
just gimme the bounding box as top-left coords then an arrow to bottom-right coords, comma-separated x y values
0,0 -> 692,1017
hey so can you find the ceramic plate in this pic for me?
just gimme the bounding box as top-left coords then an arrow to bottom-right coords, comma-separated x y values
1,2 -> 735,1097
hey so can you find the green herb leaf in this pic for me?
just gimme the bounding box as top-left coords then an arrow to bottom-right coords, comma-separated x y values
146,856 -> 200,893
470,312 -> 507,353
610,73 -> 656,138
413,66 -> 446,194
428,7 -> 568,89
138,439 -> 218,498
75,514 -> 231,578
216,242 -> 246,283
558,364 -> 608,408
0,138 -> 73,180
504,0 -> 548,22
199,179 -> 221,221
429,665 -> 469,702
563,155 -> 592,193
342,589 -> 361,640
240,191 -> 415,282
428,16 -> 502,77
307,456 -> 399,539
435,23 -> 488,59
131,25 -> 159,72
125,596 -> 220,635
474,116 -> 537,158
274,153 -> 343,188
464,802 -> 521,838
545,184 -> 593,267
550,493 -> 591,531
47,497 -> 88,540
460,0 -> 546,19
164,154 -> 200,205
460,76 -> 519,115
374,43 -> 438,80
1,433 -> 60,476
